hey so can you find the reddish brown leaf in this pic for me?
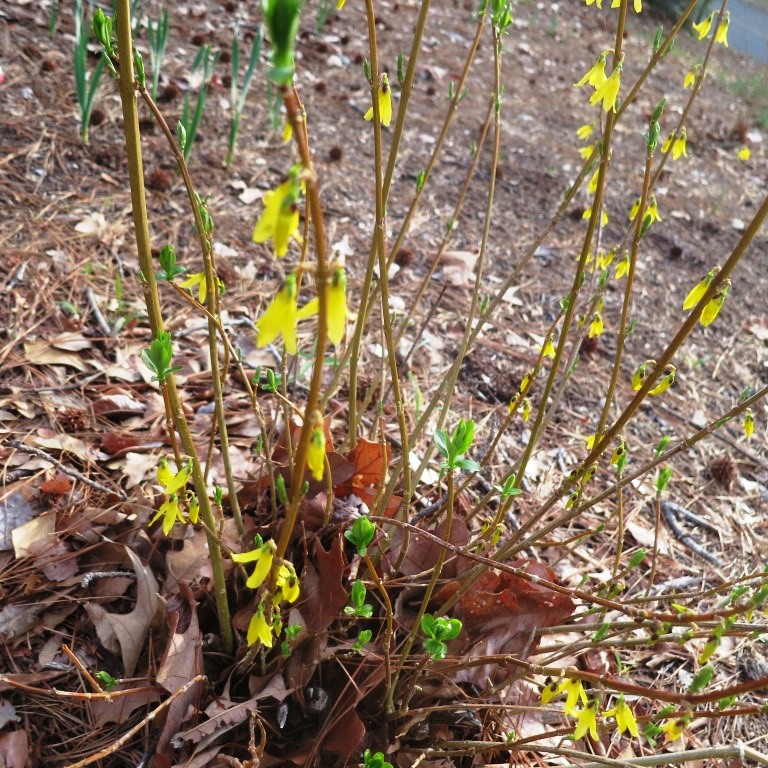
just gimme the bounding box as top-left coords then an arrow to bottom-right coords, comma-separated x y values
300,534 -> 349,634
39,473 -> 72,495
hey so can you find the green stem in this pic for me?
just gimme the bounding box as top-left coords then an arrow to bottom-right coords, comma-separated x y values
114,0 -> 233,654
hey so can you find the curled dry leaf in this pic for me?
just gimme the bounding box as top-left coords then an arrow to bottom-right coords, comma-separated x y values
83,547 -> 159,677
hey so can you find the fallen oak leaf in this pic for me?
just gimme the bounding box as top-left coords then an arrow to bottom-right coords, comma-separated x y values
83,547 -> 159,677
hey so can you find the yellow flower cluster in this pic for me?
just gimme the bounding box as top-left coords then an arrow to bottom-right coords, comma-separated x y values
232,538 -> 302,647
149,459 -> 199,535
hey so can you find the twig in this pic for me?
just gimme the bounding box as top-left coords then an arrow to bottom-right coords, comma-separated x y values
661,500 -> 724,567
5,438 -> 128,500
84,286 -> 113,337
61,675 -> 207,768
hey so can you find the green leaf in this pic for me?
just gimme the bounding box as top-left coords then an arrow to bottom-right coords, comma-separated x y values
433,429 -> 449,459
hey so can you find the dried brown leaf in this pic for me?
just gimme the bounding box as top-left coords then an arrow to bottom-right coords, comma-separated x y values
84,548 -> 159,676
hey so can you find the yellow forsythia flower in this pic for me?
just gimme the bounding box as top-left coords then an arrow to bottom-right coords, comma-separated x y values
663,128 -> 687,160
715,12 -> 729,45
612,0 -> 642,10
574,52 -> 608,88
589,313 -> 604,338
744,410 -> 754,438
559,678 -> 589,715
187,492 -> 199,524
364,73 -> 392,127
576,124 -> 594,141
306,413 -> 326,481
585,0 -> 603,7
738,146 -> 751,161
579,142 -> 599,159
597,250 -> 614,269
337,0 -> 345,9
252,175 -> 302,258
649,364 -> 676,396
247,602 -> 274,647
661,717 -> 688,742
683,266 -> 720,310
232,539 -> 276,590
276,562 -> 301,602
180,272 -> 208,304
590,64 -> 621,112
683,65 -> 699,89
255,274 -> 300,354
583,206 -> 609,227
522,398 -> 531,422
541,678 -> 559,704
328,268 -> 348,346
587,169 -> 600,194
542,336 -> 556,358
158,458 -> 193,495
603,696 -> 640,737
283,121 -> 293,143
700,280 -> 730,327
614,254 -> 630,279
150,496 -> 185,536
632,359 -> 655,390
573,701 -> 599,740
692,12 -> 714,40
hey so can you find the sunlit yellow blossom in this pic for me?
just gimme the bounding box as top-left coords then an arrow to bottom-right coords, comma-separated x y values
584,434 -> 598,451
541,678 -> 559,704
337,0 -> 345,8
611,439 -> 626,465
649,364 -> 676,396
661,718 -> 687,742
692,12 -> 714,40
590,64 -> 621,112
587,169 -> 600,194
559,678 -> 588,715
252,176 -> 302,258
575,53 -> 608,88
180,272 -> 208,305
604,696 -> 639,737
615,254 -> 630,279
700,280 -> 729,327
738,146 -> 751,161
542,336 -> 556,358
364,73 -> 392,127
579,142 -> 599,160
573,701 -> 599,741
247,602 -> 274,647
585,0 -> 602,7
276,562 -> 301,602
589,313 -> 604,338
612,0 -> 642,9
187,492 -> 199,524
744,409 -> 754,438
522,398 -> 531,422
598,249 -> 614,269
715,11 -> 729,45
283,121 -> 293,143
158,459 -> 193,495
683,266 -> 721,310
328,268 -> 348,345
646,196 -> 662,223
232,539 -> 277,590
684,65 -> 699,89
583,206 -> 609,227
577,124 -> 594,141
665,129 -> 687,159
632,359 -> 655,391
255,274 -> 300,354
306,413 -> 326,481
150,495 -> 185,536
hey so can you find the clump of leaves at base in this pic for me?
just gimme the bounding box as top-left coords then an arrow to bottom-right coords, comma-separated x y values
420,613 -> 463,660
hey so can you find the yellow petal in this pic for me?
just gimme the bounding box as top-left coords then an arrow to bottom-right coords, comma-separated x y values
307,425 -> 326,481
